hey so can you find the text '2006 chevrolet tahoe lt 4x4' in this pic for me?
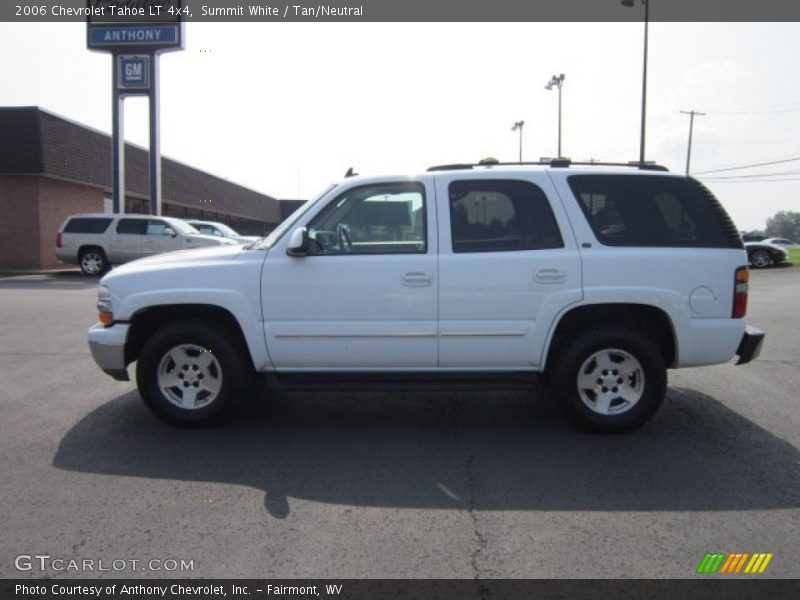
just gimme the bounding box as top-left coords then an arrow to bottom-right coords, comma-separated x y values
87,160 -> 765,433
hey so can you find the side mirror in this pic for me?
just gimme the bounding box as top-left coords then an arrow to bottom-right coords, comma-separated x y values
286,227 -> 309,257
164,227 -> 178,238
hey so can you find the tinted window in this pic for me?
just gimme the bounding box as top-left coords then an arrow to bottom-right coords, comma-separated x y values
568,175 -> 733,248
146,220 -> 170,236
307,182 -> 426,255
194,225 -> 218,235
116,218 -> 147,235
64,217 -> 113,234
449,179 -> 563,253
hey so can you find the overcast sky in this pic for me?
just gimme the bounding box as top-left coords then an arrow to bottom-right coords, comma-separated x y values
1,21 -> 799,230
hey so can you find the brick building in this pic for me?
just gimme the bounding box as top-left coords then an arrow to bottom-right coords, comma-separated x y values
0,106 -> 282,270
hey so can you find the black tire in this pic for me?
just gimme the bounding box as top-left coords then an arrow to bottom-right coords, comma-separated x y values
136,320 -> 247,425
550,328 -> 667,433
79,247 -> 109,276
749,249 -> 772,269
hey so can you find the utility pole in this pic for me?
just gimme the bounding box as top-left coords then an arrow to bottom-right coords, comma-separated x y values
680,109 -> 706,174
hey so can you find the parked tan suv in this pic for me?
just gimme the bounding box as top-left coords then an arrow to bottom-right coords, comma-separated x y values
55,214 -> 237,275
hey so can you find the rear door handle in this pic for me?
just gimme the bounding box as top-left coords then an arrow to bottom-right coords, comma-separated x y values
402,272 -> 432,287
535,268 -> 566,284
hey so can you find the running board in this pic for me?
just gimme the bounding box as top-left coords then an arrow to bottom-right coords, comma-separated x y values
262,371 -> 541,392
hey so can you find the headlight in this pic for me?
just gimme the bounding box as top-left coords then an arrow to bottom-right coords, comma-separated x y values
97,285 -> 113,325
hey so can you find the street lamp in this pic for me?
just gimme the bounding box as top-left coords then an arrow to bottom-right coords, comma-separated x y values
511,120 -> 525,162
621,0 -> 649,164
545,73 -> 565,157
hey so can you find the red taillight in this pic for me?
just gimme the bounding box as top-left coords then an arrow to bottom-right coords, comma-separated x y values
55,232 -> 62,248
733,266 -> 749,318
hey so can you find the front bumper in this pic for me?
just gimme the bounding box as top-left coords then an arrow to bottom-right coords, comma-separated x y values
735,325 -> 765,365
87,322 -> 130,381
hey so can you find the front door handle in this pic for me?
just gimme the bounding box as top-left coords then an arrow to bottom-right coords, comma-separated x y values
535,268 -> 566,284
402,272 -> 432,287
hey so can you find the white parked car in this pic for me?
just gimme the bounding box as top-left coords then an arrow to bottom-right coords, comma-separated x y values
87,161 -> 765,432
55,214 -> 238,275
185,220 -> 260,245
762,237 -> 796,247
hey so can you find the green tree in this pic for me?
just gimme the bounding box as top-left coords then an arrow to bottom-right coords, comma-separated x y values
765,211 -> 800,241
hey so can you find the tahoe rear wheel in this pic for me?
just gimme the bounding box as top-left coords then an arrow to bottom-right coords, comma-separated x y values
136,320 -> 246,425
552,328 -> 667,433
79,247 -> 108,276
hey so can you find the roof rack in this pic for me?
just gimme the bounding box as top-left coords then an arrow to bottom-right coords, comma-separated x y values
427,159 -> 669,172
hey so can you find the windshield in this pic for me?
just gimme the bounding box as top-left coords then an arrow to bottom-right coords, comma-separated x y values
256,184 -> 338,249
167,219 -> 201,235
214,223 -> 240,237
193,222 -> 240,237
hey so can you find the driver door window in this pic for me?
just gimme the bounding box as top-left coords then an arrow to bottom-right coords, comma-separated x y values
307,182 -> 426,255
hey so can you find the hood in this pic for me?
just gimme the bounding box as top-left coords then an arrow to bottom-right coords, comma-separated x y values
104,244 -> 246,278
186,233 -> 239,247
233,235 -> 262,244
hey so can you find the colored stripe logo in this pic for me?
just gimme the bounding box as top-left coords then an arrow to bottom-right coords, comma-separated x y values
697,552 -> 773,574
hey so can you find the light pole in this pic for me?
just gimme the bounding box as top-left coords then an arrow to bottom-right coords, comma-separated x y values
545,73 -> 565,157
511,120 -> 525,162
680,109 -> 706,174
621,0 -> 649,163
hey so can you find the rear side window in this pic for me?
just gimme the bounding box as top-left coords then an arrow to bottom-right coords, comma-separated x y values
567,175 -> 741,248
449,179 -> 563,253
63,218 -> 112,234
116,218 -> 147,235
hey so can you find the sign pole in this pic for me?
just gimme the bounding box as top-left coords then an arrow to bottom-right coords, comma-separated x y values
111,58 -> 125,214
87,1 -> 184,217
148,53 -> 161,216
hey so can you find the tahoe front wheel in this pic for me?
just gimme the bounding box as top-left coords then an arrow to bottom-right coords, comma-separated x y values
551,328 -> 667,433
136,320 -> 246,425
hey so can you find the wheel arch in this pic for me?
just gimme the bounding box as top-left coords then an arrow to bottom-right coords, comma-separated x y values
125,304 -> 256,370
543,303 -> 677,372
78,244 -> 107,257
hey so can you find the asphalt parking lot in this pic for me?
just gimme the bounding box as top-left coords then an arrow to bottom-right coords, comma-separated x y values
0,267 -> 798,579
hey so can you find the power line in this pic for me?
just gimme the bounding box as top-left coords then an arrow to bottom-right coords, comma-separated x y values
693,156 -> 800,175
711,107 -> 800,115
708,101 -> 800,115
701,170 -> 800,180
702,178 -> 800,183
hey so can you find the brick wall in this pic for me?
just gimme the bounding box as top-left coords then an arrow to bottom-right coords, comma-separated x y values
0,175 -> 103,270
38,177 -> 103,269
0,175 -> 40,270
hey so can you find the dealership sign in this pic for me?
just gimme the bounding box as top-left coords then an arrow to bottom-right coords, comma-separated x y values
86,0 -> 184,53
117,54 -> 151,89
86,0 -> 184,217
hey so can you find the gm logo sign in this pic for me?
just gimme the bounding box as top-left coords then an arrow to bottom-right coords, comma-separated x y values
117,55 -> 150,90
697,552 -> 774,574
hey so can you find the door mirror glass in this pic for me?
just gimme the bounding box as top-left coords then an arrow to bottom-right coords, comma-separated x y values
163,227 -> 178,238
286,227 -> 308,256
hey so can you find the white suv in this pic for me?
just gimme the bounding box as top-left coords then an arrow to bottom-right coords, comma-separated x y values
86,161 -> 765,432
55,213 -> 238,275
